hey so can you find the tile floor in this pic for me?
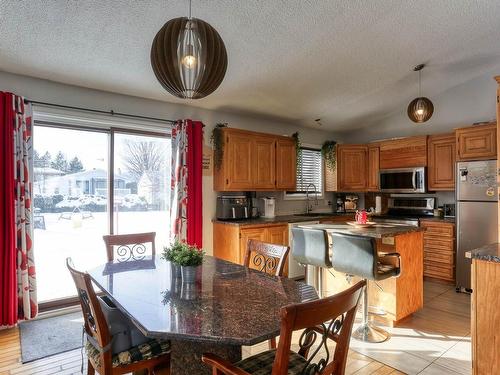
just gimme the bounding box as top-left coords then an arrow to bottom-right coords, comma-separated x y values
349,280 -> 471,375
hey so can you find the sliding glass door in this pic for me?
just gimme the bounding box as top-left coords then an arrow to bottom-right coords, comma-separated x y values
33,125 -> 170,307
112,131 -> 171,247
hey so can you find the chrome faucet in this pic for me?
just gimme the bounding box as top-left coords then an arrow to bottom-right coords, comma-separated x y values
305,183 -> 318,214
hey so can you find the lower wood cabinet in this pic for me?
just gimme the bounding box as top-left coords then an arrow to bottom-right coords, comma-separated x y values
472,258 -> 500,374
420,220 -> 455,282
213,222 -> 289,276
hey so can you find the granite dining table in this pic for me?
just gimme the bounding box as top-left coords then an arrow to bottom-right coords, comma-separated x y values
88,255 -> 318,375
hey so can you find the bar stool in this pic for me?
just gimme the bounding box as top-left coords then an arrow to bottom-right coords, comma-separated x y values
291,227 -> 331,298
331,232 -> 401,343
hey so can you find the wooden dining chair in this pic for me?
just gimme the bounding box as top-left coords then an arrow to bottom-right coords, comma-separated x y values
243,239 -> 290,277
243,239 -> 290,349
202,280 -> 365,375
66,258 -> 170,375
103,232 -> 156,262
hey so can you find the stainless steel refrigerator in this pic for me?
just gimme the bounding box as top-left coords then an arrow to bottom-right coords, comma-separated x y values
456,160 -> 498,291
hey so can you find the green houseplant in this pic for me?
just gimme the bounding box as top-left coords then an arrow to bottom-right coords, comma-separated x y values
321,140 -> 337,171
210,123 -> 227,170
164,242 -> 205,283
291,132 -> 302,174
161,240 -> 185,278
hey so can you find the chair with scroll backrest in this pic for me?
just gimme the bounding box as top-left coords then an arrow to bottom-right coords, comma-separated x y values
103,232 -> 156,262
244,239 -> 290,349
66,258 -> 170,374
243,239 -> 290,277
202,280 -> 365,375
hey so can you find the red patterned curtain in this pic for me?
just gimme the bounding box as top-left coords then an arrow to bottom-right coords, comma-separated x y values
0,92 -> 37,327
170,119 -> 203,248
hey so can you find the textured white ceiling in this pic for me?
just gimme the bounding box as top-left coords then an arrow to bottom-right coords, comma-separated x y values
1,0 -> 500,134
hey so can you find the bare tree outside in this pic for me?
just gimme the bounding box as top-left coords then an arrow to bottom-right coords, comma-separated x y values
121,140 -> 165,181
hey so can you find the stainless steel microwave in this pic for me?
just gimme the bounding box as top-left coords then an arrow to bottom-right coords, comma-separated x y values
379,167 -> 426,193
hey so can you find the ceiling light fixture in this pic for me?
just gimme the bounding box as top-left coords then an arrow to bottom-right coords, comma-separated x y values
407,64 -> 434,123
150,0 -> 228,99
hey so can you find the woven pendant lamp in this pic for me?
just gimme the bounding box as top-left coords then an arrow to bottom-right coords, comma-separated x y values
151,1 -> 227,99
407,64 -> 434,123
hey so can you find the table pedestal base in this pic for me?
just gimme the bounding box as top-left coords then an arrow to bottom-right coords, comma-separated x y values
170,339 -> 242,375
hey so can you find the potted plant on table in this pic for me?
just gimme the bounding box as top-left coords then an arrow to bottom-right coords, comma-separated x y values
161,241 -> 184,278
163,241 -> 205,283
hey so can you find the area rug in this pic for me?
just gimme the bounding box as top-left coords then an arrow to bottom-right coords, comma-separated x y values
19,311 -> 84,363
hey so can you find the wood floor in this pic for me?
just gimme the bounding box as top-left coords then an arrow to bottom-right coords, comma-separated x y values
1,280 -> 465,375
0,325 -> 400,375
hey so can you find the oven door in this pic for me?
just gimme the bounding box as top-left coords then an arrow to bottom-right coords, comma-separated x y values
379,167 -> 426,193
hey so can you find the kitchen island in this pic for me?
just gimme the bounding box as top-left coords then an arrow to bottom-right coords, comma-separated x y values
466,243 -> 500,375
297,223 -> 425,325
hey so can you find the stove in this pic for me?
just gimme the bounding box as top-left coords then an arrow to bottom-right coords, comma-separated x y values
371,197 -> 435,227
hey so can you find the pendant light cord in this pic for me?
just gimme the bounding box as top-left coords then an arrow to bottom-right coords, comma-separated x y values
418,69 -> 422,97
189,0 -> 192,19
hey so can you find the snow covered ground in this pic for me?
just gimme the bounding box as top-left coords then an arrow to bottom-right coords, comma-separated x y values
34,211 -> 169,302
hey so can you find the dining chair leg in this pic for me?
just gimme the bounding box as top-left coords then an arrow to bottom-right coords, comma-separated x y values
87,361 -> 95,375
268,337 -> 277,349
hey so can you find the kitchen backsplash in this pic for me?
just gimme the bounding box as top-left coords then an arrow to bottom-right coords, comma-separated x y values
255,191 -> 336,215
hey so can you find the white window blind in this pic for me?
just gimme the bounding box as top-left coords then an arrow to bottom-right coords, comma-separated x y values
288,147 -> 323,194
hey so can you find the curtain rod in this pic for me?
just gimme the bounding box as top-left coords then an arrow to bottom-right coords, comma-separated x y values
24,99 -> 177,125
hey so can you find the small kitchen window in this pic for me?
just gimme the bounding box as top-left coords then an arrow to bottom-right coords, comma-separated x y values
284,147 -> 323,199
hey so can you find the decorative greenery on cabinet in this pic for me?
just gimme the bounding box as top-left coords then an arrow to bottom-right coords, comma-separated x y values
321,140 -> 337,171
210,123 -> 227,170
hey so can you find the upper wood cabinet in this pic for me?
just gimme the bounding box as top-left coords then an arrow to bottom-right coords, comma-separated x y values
427,134 -> 456,191
379,136 -> 427,169
213,128 -> 296,191
252,135 -> 276,189
325,144 -> 367,192
338,144 -> 367,191
456,123 -> 497,161
367,145 -> 380,191
223,131 -> 253,190
275,138 -> 296,190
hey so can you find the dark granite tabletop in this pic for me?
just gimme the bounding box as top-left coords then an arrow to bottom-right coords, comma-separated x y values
465,243 -> 500,263
213,213 -> 354,226
295,223 -> 425,238
88,255 -> 318,345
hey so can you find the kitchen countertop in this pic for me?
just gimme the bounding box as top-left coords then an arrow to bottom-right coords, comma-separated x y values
465,243 -> 500,263
213,212 -> 354,226
418,216 -> 456,223
295,223 -> 425,239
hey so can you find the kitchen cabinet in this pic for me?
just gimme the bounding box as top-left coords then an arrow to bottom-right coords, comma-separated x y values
324,144 -> 367,192
275,138 -> 297,190
472,258 -> 500,375
379,136 -> 427,169
252,135 -> 276,189
221,130 -> 253,190
213,128 -> 296,191
338,144 -> 367,191
420,220 -> 455,282
427,134 -> 456,191
367,145 -> 380,191
213,222 -> 289,276
456,123 -> 497,161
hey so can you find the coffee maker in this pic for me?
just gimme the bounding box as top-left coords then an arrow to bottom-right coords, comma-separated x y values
344,194 -> 359,212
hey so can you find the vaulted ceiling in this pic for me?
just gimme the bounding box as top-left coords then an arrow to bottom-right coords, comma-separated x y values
1,1 -> 500,135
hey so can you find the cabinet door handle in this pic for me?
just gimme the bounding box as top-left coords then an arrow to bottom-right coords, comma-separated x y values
226,179 -> 229,185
